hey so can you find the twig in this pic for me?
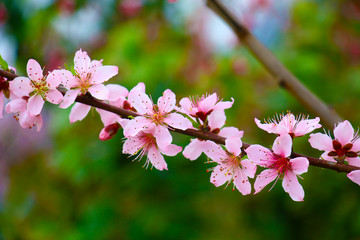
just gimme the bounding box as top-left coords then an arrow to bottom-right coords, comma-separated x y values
206,0 -> 342,128
0,69 -> 358,173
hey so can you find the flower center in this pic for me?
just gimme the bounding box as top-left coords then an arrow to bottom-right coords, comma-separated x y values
270,156 -> 291,175
30,78 -> 49,98
328,140 -> 357,161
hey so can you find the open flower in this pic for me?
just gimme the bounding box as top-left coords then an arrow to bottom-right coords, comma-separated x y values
309,120 -> 360,166
179,93 -> 233,122
255,112 -> 321,138
246,134 -> 309,201
9,59 -> 63,116
59,49 -> 118,122
123,125 -> 182,170
123,89 -> 192,146
204,137 -> 257,195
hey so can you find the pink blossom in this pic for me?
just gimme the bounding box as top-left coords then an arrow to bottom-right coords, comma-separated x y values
123,89 -> 192,144
5,96 -> 43,131
347,170 -> 360,186
123,125 -> 182,171
183,110 -> 243,160
309,120 -> 360,166
255,112 -> 321,138
9,59 -> 63,116
59,49 -> 118,121
246,134 -> 309,201
204,137 -> 257,195
179,93 -> 233,122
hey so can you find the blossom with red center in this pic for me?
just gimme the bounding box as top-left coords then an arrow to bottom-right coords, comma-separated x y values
123,125 -> 182,171
246,134 -> 309,201
309,120 -> 360,165
59,49 -> 118,122
9,59 -> 63,116
123,89 -> 192,147
255,112 -> 321,138
183,109 -> 243,160
204,137 -> 257,195
179,93 -> 233,122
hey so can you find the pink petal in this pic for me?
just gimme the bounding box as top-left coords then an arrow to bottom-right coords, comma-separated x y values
27,59 -> 43,81
213,97 -> 234,111
219,127 -> 244,138
352,139 -> 360,152
208,110 -> 226,129
255,118 -> 277,134
183,139 -> 208,161
97,108 -> 119,126
294,117 -> 321,137
334,120 -> 354,146
282,170 -> 305,201
10,77 -> 33,97
88,84 -> 109,100
163,113 -> 192,130
347,170 -> 360,186
179,97 -> 196,115
272,134 -> 292,157
123,136 -> 144,155
198,93 -> 217,113
36,114 -> 43,132
347,157 -> 360,167
69,103 -> 91,123
241,159 -> 257,178
290,157 -> 309,175
55,69 -> 77,89
27,95 -> 45,116
46,70 -> 62,88
160,144 -> 182,157
245,144 -> 273,167
5,98 -> 27,113
203,140 -> 227,163
308,133 -> 333,151
45,89 -> 63,104
74,49 -> 91,79
154,125 -> 173,150
320,152 -> 337,162
157,89 -> 176,114
254,169 -> 278,194
233,167 -> 252,195
148,145 -> 168,171
128,90 -> 153,115
210,164 -> 231,187
130,82 -> 146,93
106,84 -> 128,102
59,89 -> 80,109
91,65 -> 118,84
123,116 -> 151,137
225,136 -> 242,156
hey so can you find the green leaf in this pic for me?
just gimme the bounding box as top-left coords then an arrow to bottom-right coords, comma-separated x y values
0,54 -> 9,70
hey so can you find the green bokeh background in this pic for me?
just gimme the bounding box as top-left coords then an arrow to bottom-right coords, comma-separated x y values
1,0 -> 360,239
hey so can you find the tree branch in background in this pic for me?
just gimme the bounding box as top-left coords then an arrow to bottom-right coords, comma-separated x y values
0,68 -> 357,173
206,0 -> 342,128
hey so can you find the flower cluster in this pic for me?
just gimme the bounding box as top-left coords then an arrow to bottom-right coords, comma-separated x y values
1,50 -> 360,203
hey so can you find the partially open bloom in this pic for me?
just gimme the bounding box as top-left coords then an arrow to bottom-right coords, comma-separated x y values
59,49 -> 118,122
309,120 -> 360,165
123,89 -> 192,145
123,125 -> 182,170
255,112 -> 321,138
183,109 -> 243,160
9,59 -> 63,116
0,66 -> 15,118
204,137 -> 257,195
179,93 -> 233,122
5,96 -> 43,131
246,134 -> 309,201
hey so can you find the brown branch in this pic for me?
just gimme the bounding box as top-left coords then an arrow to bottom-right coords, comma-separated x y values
206,0 -> 342,128
0,69 -> 358,173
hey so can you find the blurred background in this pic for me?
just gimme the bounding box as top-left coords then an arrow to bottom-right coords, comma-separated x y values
0,0 -> 360,239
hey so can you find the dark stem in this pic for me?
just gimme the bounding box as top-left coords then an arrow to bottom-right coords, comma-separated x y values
1,68 -> 358,173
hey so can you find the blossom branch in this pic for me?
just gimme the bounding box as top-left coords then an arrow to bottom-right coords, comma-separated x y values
1,68 -> 358,174
206,0 -> 342,128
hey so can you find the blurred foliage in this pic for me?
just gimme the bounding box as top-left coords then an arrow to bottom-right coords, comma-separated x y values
1,0 -> 360,239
